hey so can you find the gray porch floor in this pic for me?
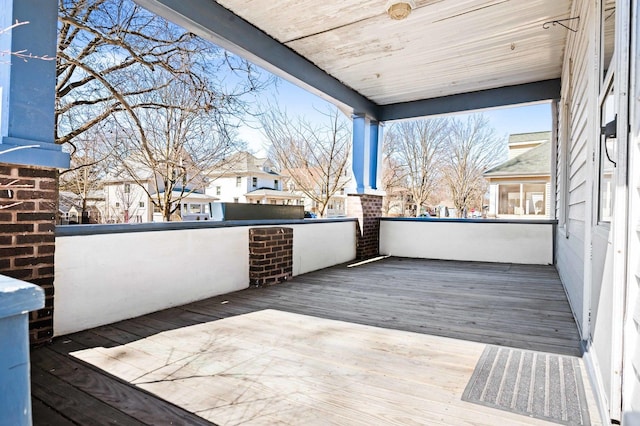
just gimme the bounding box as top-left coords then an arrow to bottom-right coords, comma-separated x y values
31,257 -> 596,425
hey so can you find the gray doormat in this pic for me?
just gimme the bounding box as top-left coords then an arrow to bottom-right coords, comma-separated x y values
462,346 -> 590,425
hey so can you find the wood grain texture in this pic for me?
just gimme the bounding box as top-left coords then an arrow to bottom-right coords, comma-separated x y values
32,257 -> 586,425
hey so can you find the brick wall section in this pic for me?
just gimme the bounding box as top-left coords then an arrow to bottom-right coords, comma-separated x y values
249,227 -> 293,286
347,194 -> 383,260
0,163 -> 57,345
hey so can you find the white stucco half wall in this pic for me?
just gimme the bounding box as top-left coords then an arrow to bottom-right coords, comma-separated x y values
290,221 -> 356,275
54,227 -> 249,336
54,220 -> 358,336
379,220 -> 554,265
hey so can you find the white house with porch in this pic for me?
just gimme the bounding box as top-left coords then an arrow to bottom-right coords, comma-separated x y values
1,0 -> 639,424
206,151 -> 303,205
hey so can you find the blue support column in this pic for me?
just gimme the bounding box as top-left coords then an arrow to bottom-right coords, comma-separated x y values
0,0 -> 69,168
351,114 -> 367,193
368,121 -> 383,190
0,275 -> 44,425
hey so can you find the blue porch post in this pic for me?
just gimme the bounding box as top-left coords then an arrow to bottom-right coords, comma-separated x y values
0,0 -> 69,168
0,275 -> 44,425
348,115 -> 384,259
350,115 -> 383,193
368,121 -> 383,190
351,114 -> 367,193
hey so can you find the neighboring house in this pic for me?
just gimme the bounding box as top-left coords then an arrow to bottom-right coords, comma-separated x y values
104,177 -> 152,223
207,152 -> 302,206
103,162 -> 215,223
281,167 -> 350,217
58,190 -> 105,224
484,132 -> 551,219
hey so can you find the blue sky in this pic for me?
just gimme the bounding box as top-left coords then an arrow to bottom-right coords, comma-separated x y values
239,78 -> 552,156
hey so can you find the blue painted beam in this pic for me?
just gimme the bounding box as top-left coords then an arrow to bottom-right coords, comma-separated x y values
379,79 -> 561,121
133,0 -> 380,120
352,115 -> 366,193
368,122 -> 384,190
0,274 -> 44,426
0,0 -> 69,169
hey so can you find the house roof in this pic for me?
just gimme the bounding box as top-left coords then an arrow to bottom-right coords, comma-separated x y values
484,141 -> 551,177
155,191 -> 219,202
245,188 -> 304,199
508,131 -> 552,145
210,152 -> 281,177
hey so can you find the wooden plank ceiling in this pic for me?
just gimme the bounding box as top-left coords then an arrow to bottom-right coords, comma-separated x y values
216,0 -> 572,106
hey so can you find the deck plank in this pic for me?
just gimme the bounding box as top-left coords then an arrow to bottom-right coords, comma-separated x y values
32,257 -> 585,425
31,347 -> 214,426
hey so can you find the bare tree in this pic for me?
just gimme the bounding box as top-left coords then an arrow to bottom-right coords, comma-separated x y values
442,114 -> 505,217
56,0 -> 266,148
58,129 -> 112,222
112,79 -> 242,221
260,106 -> 351,218
386,118 -> 449,217
57,0 -> 272,220
380,142 -> 409,217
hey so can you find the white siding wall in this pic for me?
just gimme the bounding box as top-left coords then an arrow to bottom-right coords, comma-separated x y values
555,0 -> 594,335
210,175 -> 248,202
624,0 -> 640,414
209,174 -> 281,203
104,182 -> 150,223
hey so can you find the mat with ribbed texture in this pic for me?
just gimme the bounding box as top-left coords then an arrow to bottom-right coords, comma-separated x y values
462,346 -> 590,425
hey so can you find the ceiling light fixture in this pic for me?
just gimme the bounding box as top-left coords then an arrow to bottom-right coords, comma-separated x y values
386,0 -> 416,20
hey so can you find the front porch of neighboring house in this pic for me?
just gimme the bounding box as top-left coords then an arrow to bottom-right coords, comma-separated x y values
0,0 -> 638,425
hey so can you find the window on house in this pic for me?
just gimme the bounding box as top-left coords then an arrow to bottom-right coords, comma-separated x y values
115,202 -> 120,207
124,183 -> 130,193
236,176 -> 241,187
498,183 -> 546,216
216,186 -> 221,195
598,83 -> 616,224
233,197 -> 239,203
252,177 -> 257,188
274,179 -> 279,189
139,201 -> 144,208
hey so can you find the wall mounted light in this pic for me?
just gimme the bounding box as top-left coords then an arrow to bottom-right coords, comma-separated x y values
386,0 -> 416,20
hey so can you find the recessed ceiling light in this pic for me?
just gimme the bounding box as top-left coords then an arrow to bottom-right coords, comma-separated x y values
386,0 -> 416,20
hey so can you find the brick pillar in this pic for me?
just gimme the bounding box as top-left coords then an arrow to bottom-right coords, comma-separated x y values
347,194 -> 382,260
249,227 -> 293,286
0,163 -> 57,344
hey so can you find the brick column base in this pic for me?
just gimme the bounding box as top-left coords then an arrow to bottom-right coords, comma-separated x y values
0,163 -> 57,345
249,227 -> 293,286
347,194 -> 382,260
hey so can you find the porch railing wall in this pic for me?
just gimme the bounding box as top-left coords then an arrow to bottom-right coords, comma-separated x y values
53,219 -> 356,336
379,218 -> 556,265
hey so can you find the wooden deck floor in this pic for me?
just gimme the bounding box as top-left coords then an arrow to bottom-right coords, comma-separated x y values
31,257 -> 592,425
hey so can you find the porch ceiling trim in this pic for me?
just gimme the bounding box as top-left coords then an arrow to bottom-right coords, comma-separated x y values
379,79 -> 561,122
133,0 -> 380,119
133,0 -> 561,122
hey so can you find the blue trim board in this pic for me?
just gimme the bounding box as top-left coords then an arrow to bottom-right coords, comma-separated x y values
0,275 -> 44,319
56,217 -> 358,237
380,79 -> 561,121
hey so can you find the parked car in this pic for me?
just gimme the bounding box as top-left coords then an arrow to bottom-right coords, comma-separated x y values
304,211 -> 317,218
